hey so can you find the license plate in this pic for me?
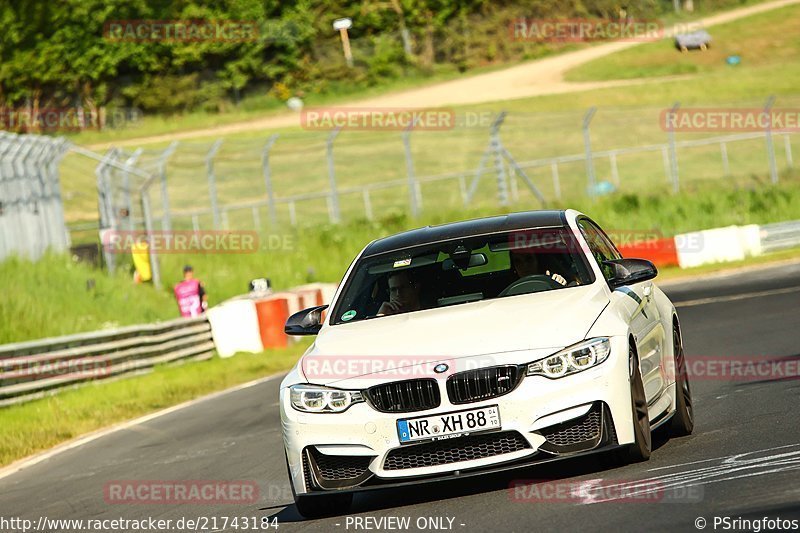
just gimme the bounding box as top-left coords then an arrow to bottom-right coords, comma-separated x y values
397,405 -> 501,444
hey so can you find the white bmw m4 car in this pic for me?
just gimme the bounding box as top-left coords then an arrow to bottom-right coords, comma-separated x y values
280,209 -> 693,517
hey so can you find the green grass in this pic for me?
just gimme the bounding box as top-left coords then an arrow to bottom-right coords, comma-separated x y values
0,343 -> 309,467
7,173 -> 800,345
60,88 -> 800,226
0,254 -> 175,344
56,2 -> 800,226
3,0 -> 795,469
59,73 -> 800,226
566,3 -> 800,82
60,1 -> 769,147
66,48 -> 590,147
139,173 -> 800,309
3,176 -> 799,467
2,183 -> 798,467
23,0 -> 800,343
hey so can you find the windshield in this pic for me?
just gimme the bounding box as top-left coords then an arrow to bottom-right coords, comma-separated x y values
330,226 -> 595,325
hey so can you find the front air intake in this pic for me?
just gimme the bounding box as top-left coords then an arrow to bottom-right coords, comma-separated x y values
365,378 -> 440,413
446,365 -> 523,404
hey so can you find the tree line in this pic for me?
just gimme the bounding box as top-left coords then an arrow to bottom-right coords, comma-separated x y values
0,0 -> 744,126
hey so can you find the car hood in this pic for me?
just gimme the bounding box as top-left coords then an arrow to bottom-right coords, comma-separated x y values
301,283 -> 609,386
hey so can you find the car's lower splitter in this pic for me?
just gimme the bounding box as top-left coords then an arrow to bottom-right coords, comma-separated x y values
301,401 -> 622,496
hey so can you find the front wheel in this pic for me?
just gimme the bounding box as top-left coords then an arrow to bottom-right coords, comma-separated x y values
670,325 -> 694,436
621,343 -> 651,463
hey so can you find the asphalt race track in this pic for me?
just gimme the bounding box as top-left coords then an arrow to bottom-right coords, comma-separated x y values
2,261 -> 800,533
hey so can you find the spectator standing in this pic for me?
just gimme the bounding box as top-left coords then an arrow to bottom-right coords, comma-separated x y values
174,265 -> 207,317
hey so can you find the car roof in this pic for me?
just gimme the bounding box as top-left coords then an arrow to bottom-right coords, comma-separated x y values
362,210 -> 569,256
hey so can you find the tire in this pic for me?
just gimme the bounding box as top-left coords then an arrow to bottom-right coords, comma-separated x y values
286,452 -> 354,518
294,492 -> 353,518
622,343 -> 651,463
669,324 -> 694,436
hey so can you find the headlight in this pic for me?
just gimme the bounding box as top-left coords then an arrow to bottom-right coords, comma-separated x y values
289,384 -> 364,413
527,337 -> 611,379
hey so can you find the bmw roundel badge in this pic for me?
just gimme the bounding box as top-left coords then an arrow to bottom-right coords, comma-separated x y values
434,363 -> 449,374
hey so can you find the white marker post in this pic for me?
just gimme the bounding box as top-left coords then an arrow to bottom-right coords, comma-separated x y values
333,18 -> 353,68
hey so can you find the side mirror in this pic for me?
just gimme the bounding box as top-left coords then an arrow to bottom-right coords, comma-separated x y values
603,258 -> 658,288
285,305 -> 328,336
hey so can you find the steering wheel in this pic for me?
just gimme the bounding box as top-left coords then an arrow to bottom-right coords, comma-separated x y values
499,274 -> 563,297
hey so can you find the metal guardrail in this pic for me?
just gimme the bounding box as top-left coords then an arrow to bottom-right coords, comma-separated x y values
759,220 -> 800,253
0,316 -> 214,407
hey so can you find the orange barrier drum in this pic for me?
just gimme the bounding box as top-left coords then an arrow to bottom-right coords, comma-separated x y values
255,297 -> 290,348
296,288 -> 324,309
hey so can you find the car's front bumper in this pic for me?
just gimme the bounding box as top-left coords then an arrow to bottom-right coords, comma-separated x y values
281,336 -> 634,496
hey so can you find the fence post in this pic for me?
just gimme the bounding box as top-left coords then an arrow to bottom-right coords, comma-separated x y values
582,107 -> 597,198
261,134 -> 279,225
140,186 -> 161,290
551,162 -> 562,200
609,152 -> 620,186
362,188 -> 373,220
402,120 -> 420,217
326,127 -> 341,223
466,112 -> 505,204
158,141 -> 178,231
24,138 -> 44,257
206,139 -> 223,228
458,175 -> 468,205
764,95 -> 778,184
2,136 -> 26,260
42,138 -> 70,251
720,142 -> 730,176
0,135 -> 9,260
491,112 -> 509,206
509,165 -> 519,203
785,135 -> 794,169
122,148 -> 143,231
95,149 -> 117,273
667,101 -> 680,193
661,146 -> 671,185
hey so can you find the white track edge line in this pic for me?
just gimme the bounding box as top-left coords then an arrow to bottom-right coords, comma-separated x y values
0,372 -> 285,481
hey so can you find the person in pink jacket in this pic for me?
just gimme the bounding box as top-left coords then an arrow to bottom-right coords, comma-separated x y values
173,265 -> 208,317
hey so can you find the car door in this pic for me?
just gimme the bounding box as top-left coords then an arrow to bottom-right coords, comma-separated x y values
577,219 -> 665,405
